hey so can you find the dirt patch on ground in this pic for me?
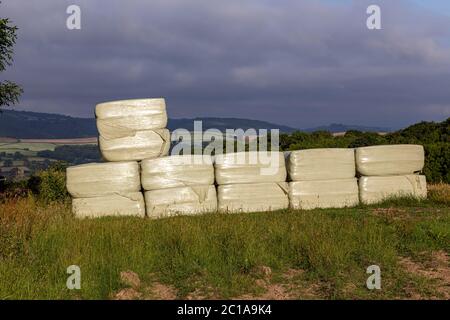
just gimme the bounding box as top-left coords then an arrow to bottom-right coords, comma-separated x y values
283,268 -> 304,280
145,282 -> 178,300
114,271 -> 178,300
398,251 -> 450,299
233,266 -> 322,300
114,271 -> 142,300
186,284 -> 221,300
372,208 -> 411,221
120,271 -> 141,288
115,288 -> 142,300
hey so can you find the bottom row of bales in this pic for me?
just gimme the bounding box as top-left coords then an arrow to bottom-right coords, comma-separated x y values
66,147 -> 427,219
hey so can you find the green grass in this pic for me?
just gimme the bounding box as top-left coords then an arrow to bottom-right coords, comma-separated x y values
0,189 -> 448,300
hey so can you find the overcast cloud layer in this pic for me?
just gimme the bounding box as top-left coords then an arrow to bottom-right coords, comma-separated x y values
2,0 -> 450,128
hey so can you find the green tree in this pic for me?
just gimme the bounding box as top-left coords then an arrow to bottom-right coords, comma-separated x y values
0,2 -> 23,109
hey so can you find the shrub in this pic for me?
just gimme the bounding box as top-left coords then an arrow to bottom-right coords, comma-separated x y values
35,162 -> 69,203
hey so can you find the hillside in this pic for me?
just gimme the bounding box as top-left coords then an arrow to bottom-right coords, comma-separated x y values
0,110 -> 97,139
303,123 -> 391,133
0,110 -> 297,138
0,109 -> 398,139
169,117 -> 297,132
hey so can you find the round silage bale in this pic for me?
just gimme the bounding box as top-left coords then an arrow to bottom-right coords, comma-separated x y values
141,155 -> 214,191
95,98 -> 167,131
99,128 -> 170,162
66,161 -> 140,198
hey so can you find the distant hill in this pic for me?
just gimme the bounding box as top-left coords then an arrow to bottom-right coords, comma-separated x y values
0,109 -> 394,139
0,110 -> 97,139
0,110 -> 297,138
303,123 -> 391,133
168,117 -> 297,133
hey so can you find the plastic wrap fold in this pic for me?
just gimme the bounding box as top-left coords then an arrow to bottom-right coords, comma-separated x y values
144,185 -> 217,218
99,128 -> 170,162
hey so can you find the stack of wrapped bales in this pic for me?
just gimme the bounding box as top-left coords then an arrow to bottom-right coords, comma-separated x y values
356,145 -> 427,204
141,155 -> 216,218
66,162 -> 145,218
287,148 -> 359,209
215,151 -> 289,213
66,98 -> 170,218
96,98 -> 170,161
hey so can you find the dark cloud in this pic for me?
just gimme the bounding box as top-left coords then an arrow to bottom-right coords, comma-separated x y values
2,0 -> 450,128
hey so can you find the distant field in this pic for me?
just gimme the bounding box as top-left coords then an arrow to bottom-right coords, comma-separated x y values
20,137 -> 98,145
0,143 -> 57,152
0,137 -> 98,156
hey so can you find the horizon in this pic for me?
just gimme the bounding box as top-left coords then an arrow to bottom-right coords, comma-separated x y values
2,0 -> 450,128
0,107 -> 412,131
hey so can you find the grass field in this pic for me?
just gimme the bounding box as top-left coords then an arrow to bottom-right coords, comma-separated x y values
0,184 -> 448,300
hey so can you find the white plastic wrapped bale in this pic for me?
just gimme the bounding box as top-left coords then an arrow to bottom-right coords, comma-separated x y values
359,175 -> 427,205
355,145 -> 424,176
141,155 -> 214,191
95,98 -> 167,132
289,179 -> 359,210
144,185 -> 217,218
214,152 -> 286,185
72,192 -> 146,218
95,98 -> 169,162
217,182 -> 289,213
98,128 -> 170,162
66,161 -> 140,198
287,148 -> 355,181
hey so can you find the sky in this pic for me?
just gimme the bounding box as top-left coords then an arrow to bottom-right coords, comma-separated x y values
1,0 -> 450,129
